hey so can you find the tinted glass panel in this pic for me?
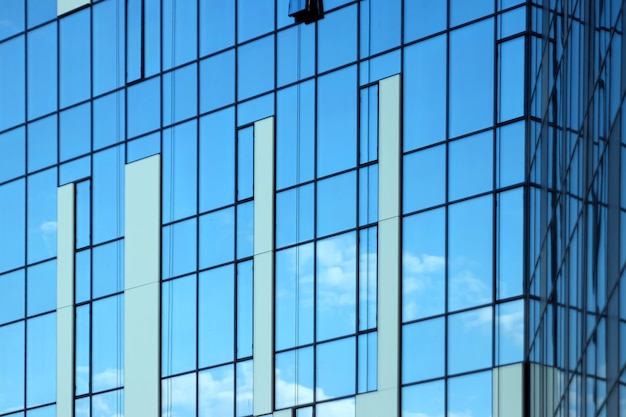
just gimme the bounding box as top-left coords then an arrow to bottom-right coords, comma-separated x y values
403,145 -> 446,212
27,168 -> 57,263
448,308 -> 492,374
27,23 -> 56,120
199,265 -> 234,367
26,313 -> 56,407
162,275 -> 197,376
0,36 -> 25,131
448,131 -> 493,201
60,9 -> 90,108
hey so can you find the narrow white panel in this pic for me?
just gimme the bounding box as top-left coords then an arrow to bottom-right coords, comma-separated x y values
57,0 -> 90,16
56,183 -> 75,417
376,73 -> 401,417
493,364 -> 523,417
253,117 -> 275,416
356,389 -> 397,417
272,410 -> 292,417
124,155 -> 161,417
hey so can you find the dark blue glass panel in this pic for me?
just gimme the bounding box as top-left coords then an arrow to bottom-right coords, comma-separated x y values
0,269 -> 25,324
498,6 -> 526,39
162,218 -> 197,279
199,265 -> 234,367
128,77 -> 160,139
450,0 -> 494,26
276,185 -> 314,248
199,208 -> 235,269
360,0 -> 400,57
496,300 -> 524,365
403,146 -> 445,213
93,0 -> 125,96
496,122 -> 525,188
0,180 -> 25,273
163,121 -> 198,222
200,108 -> 235,212
27,168 -> 57,263
0,127 -> 25,183
0,321 -> 25,413
237,0 -> 274,42
59,103 -> 91,162
318,5 -> 357,72
498,37 -> 525,122
404,35 -> 446,151
93,146 -> 125,243
317,66 -> 357,176
359,50 -> 401,86
237,35 -> 275,101
162,0 -> 197,70
27,115 -> 57,173
93,91 -> 125,150
28,0 -> 55,28
27,23 -> 56,120
162,275 -> 196,376
277,24 -> 316,87
200,0 -> 234,56
200,50 -> 235,113
237,127 -> 254,201
163,64 -> 198,126
144,0 -> 160,76
0,36 -> 25,131
497,189 -> 523,299
60,9 -> 90,108
74,305 -> 89,396
26,313 -> 56,407
0,0 -> 24,40
449,19 -> 494,138
404,0 -> 446,42
126,0 -> 142,83
27,260 -> 56,316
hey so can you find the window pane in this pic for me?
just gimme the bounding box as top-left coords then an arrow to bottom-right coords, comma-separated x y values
316,398 -> 355,417
162,218 -> 197,279
60,9 -> 90,108
0,180 -> 25,273
402,318 -> 444,383
448,308 -> 492,374
0,0 -> 24,40
128,77 -> 161,139
401,380 -> 444,417
162,0 -> 197,69
27,115 -> 57,172
404,0 -> 446,42
162,276 -> 197,376
0,269 -> 25,324
237,0 -> 274,42
0,321 -> 25,413
498,37 -> 525,122
27,260 -> 56,316
237,35 -> 275,101
450,0 -> 494,26
92,240 -> 124,299
27,23 -> 56,120
163,64 -> 198,126
496,300 -> 524,365
0,36 -> 25,131
359,165 -> 378,226
360,0 -> 400,57
162,374 -> 196,417
275,347 -> 314,409
92,0 -> 125,96
359,85 -> 378,164
200,50 -> 235,113
497,189 -> 523,299
237,261 -> 253,359
403,145 -> 446,212
448,131 -> 493,201
92,389 -> 123,417
199,365 -> 234,417
357,332 -> 377,393
200,1 -> 234,56
26,313 -> 56,407
163,121 -> 198,222
316,337 -> 356,399
199,265 -> 234,367
0,127 -> 25,184
75,305 -> 89,396
236,360 -> 253,417
200,108 -> 235,211
93,146 -> 125,243
59,103 -> 91,162
237,127 -> 254,201
497,122 -> 525,188
359,227 -> 377,331
448,371 -> 492,417
92,295 -> 124,392
276,185 -> 314,249
93,91 -> 125,150
200,208 -> 235,269
277,24 -> 315,87
316,171 -> 356,237
318,5 -> 357,72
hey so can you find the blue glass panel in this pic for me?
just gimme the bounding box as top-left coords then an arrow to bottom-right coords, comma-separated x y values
318,5 -> 357,72
27,0 -> 55,28
448,371 -> 492,417
277,24 -> 315,87
359,85 -> 378,164
162,0 -> 197,69
0,36 -> 25,131
162,218 -> 197,279
162,275 -> 196,376
127,77 -> 161,139
0,127 -> 25,183
163,64 -> 198,126
27,23 -> 56,120
91,389 -> 123,417
448,307 -> 493,374
92,240 -> 124,299
357,332 -> 377,393
448,131 -> 493,201
0,180 -> 25,273
75,180 -> 91,249
317,171 -> 356,237
402,208 -> 445,321
497,189 -> 523,299
403,145 -> 445,213
59,103 -> 91,162
237,261 -> 253,359
60,9 -> 90,108
126,0 -> 141,83
404,35 -> 446,151
237,202 -> 254,259
497,122 -> 525,188
27,168 -> 57,263
317,66 -> 357,176
238,35 -> 275,101
498,37 -> 525,122
162,374 -> 196,417
93,0 -> 125,96
496,300 -> 524,365
498,6 -> 526,39
276,81 -> 315,189
144,0 -> 160,76
27,260 -> 56,316
237,127 -> 254,201
199,265 -> 234,367
236,360 -> 253,416
358,227 -> 377,330
275,347 -> 314,409
200,108 -> 235,212
237,93 -> 274,126
93,91 -> 125,150
92,295 -> 124,392
404,0 -> 446,42
402,380 -> 444,417
200,0 -> 234,56
448,196 -> 493,311
75,397 -> 89,417
59,156 -> 91,186
93,146 -> 125,243
163,121 -> 198,222
275,244 -> 314,350
276,184 -> 314,248
316,398 -> 355,417
75,250 -> 90,304
0,321 -> 25,413
27,115 -> 57,172
449,20 -> 494,138
360,0 -> 400,57
26,313 -> 55,407
402,318 -> 444,383
359,50 -> 401,86
27,405 -> 56,417
0,269 -> 25,324
317,338 -> 356,399
450,0 -> 494,26
74,305 -> 89,396
200,208 -> 235,269
316,233 -> 356,341
127,132 -> 160,163
0,0 -> 24,40
237,0 -> 274,42
198,365 -> 234,416
200,49 -> 235,113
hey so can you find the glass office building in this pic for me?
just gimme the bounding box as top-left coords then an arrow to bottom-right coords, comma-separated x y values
0,0 -> 624,416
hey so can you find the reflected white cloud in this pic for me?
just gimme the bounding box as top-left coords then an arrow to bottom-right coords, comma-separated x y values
497,308 -> 524,347
449,268 -> 491,309
317,235 -> 356,309
402,252 -> 445,319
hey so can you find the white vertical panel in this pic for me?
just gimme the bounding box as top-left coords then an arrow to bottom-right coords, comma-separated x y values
57,0 -> 90,16
57,183 -> 75,417
253,117 -> 275,416
493,364 -> 523,417
124,155 -> 161,417
372,74 -> 401,417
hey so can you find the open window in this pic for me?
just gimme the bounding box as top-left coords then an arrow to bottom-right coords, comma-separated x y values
288,0 -> 323,24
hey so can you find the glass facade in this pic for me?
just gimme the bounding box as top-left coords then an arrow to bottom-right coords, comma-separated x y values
0,0 -> 623,417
